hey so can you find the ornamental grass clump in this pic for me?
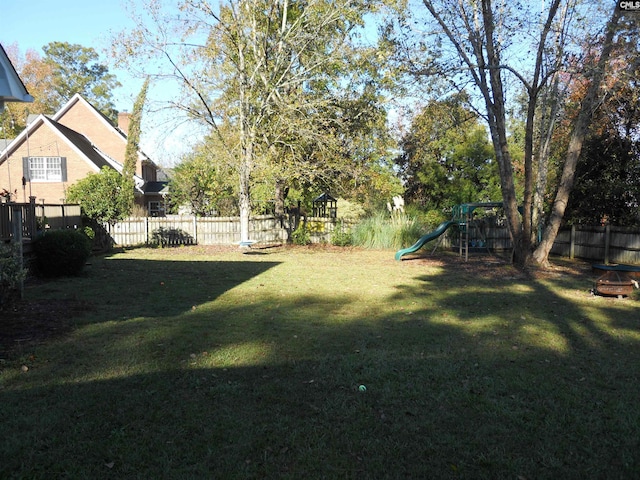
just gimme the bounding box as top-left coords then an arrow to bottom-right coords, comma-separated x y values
351,211 -> 423,249
32,229 -> 92,277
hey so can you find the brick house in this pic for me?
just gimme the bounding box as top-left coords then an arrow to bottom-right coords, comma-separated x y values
0,93 -> 168,216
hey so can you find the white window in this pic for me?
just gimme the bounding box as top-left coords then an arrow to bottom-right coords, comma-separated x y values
148,201 -> 165,217
28,157 -> 63,182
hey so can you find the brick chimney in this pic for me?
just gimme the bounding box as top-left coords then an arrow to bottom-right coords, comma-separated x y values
118,112 -> 130,135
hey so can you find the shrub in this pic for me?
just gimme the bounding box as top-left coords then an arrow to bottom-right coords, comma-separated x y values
331,219 -> 353,246
32,229 -> 92,277
291,223 -> 311,245
0,242 -> 27,308
336,198 -> 366,220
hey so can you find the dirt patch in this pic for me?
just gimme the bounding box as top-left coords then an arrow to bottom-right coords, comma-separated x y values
404,252 -> 524,279
0,298 -> 92,358
403,251 -> 596,281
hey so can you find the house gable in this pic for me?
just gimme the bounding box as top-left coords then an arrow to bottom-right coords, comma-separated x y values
52,94 -> 158,181
53,94 -> 128,166
0,115 -> 116,203
1,94 -> 166,211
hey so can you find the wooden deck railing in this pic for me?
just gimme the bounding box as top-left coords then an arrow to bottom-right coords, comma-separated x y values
1,198 -> 81,242
0,198 -> 37,241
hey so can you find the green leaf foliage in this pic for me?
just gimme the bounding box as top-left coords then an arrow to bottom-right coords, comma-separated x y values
42,41 -> 121,121
395,94 -> 500,210
0,242 -> 27,308
66,167 -> 131,225
168,145 -> 236,216
32,229 -> 92,277
122,78 -> 149,214
567,134 -> 640,226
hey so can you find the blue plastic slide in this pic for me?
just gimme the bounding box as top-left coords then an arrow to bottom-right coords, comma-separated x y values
395,220 -> 456,260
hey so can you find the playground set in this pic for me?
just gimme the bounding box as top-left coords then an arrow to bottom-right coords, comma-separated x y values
395,201 -> 640,297
395,202 -> 505,261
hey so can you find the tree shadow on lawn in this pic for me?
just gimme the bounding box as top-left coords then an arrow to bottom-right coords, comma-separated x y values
42,257 -> 280,317
2,252 -> 640,478
0,256 -> 281,358
391,254 -> 640,474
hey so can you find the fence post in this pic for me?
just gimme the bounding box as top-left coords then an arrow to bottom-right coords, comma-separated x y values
28,196 -> 37,238
193,216 -> 198,244
570,225 -> 576,259
11,208 -> 24,299
604,224 -> 610,264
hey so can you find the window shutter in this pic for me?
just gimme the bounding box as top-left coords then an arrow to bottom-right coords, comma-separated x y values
22,157 -> 30,181
60,157 -> 67,182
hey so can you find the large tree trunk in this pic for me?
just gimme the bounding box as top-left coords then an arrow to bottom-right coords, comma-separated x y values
531,6 -> 622,266
239,139 -> 253,245
481,0 -> 526,265
274,179 -> 287,217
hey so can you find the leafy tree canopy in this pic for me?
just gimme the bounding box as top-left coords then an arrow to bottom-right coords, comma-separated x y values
66,167 -> 130,225
395,94 -> 499,210
167,142 -> 236,217
1,42 -> 120,135
551,15 -> 640,226
113,0 -> 397,240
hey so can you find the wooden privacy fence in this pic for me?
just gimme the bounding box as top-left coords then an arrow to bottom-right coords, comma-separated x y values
36,203 -> 82,230
550,225 -> 640,265
108,215 -> 640,264
107,215 -> 343,247
1,201 -> 36,240
3,204 -> 640,265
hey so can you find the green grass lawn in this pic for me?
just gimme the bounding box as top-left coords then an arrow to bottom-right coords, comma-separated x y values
1,245 -> 639,479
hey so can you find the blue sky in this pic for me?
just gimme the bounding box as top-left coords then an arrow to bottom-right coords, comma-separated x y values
0,0 -> 140,111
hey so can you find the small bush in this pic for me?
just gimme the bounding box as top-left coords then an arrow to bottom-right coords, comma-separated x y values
336,198 -> 366,220
291,223 -> 311,245
331,219 -> 353,246
32,229 -> 92,277
0,242 -> 27,308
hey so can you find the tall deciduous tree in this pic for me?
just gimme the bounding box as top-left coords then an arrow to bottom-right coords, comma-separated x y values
544,14 -> 640,227
42,42 -> 120,120
395,93 -> 499,209
1,42 -> 120,134
531,6 -> 622,265
114,0 -> 386,244
387,0 -> 622,266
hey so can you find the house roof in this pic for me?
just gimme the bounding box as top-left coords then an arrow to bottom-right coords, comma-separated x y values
0,43 -> 34,107
0,114 -> 145,193
143,181 -> 170,195
0,114 -> 113,171
47,119 -> 114,170
313,192 -> 337,202
53,93 -> 155,165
